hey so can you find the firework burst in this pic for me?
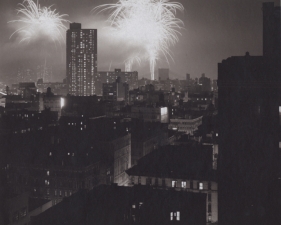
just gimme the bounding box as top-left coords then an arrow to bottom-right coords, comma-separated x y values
94,0 -> 184,79
9,0 -> 69,43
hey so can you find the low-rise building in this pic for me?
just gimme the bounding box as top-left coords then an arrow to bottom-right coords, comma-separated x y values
126,144 -> 218,224
131,106 -> 169,123
169,116 -> 203,134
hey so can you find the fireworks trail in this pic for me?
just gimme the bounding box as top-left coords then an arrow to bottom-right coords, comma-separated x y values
9,0 -> 69,43
94,0 -> 184,80
125,54 -> 141,72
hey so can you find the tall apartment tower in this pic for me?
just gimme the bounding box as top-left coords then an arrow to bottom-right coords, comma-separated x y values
66,23 -> 97,96
217,3 -> 281,225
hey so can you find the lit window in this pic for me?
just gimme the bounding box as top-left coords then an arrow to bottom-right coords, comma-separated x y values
181,181 -> 186,188
170,212 -> 173,221
49,152 -> 52,156
72,153 -> 75,156
132,205 -> 135,208
176,212 -> 180,221
47,171 -> 50,176
199,182 -> 203,190
172,180 -> 177,188
216,133 -> 218,137
68,153 -> 70,155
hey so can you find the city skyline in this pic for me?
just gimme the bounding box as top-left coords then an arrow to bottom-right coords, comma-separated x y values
1,0 -> 279,84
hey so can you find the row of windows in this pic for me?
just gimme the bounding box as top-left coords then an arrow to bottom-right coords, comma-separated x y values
136,177 -> 212,190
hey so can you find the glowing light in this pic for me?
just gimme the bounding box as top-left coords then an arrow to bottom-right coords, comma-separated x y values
60,97 -> 65,108
9,0 -> 69,43
94,0 -> 184,80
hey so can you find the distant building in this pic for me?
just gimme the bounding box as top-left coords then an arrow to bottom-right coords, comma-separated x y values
131,106 -> 169,123
37,79 -> 67,96
102,77 -> 129,103
19,82 -> 37,99
66,23 -> 97,96
158,68 -> 169,80
96,69 -> 138,95
198,74 -> 211,92
168,116 -> 203,134
42,88 -> 63,118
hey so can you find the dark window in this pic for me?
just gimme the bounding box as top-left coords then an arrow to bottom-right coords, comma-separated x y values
146,178 -> 152,185
155,178 -> 158,186
190,180 -> 193,189
138,176 -> 141,184
208,204 -> 212,213
162,179 -> 166,187
208,193 -> 212,202
208,181 -> 212,190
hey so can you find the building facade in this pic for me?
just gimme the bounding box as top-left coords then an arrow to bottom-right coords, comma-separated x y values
96,69 -> 138,95
66,23 -> 97,96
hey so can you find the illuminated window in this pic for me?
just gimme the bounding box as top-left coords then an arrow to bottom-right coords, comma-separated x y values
172,180 -> 177,188
199,182 -> 203,190
132,204 -> 136,208
176,212 -> 180,221
181,181 -> 186,188
47,171 -> 50,176
170,212 -> 173,221
49,152 -> 52,156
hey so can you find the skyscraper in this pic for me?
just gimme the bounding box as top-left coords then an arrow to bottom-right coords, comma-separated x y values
66,23 -> 97,96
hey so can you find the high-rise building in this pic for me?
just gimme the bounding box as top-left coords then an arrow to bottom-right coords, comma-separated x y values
66,23 -> 97,96
158,68 -> 169,80
218,3 -> 281,225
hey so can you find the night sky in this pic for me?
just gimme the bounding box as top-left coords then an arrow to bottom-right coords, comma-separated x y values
0,0 -> 279,83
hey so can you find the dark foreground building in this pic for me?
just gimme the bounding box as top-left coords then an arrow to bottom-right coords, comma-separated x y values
218,2 -> 281,225
30,185 -> 206,225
